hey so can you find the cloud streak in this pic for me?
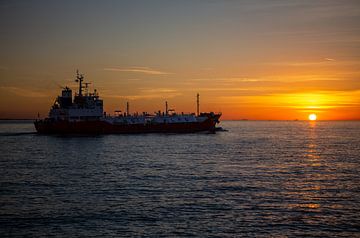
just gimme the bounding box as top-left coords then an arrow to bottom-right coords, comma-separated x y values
102,88 -> 182,100
264,60 -> 360,67
0,86 -> 49,98
104,67 -> 172,75
216,90 -> 360,109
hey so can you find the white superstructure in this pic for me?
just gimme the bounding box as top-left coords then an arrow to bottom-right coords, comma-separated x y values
46,70 -> 218,126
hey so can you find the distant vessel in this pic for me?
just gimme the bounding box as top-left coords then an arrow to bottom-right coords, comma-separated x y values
34,71 -> 221,134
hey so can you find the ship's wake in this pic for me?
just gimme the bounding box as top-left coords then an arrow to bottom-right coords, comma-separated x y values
0,132 -> 37,137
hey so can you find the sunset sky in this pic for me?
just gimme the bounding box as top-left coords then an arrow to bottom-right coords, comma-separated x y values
0,0 -> 359,120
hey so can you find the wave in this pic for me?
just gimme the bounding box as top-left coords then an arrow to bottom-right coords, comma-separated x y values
0,132 -> 37,137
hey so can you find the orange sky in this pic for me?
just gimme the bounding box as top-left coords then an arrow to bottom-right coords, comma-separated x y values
0,1 -> 359,120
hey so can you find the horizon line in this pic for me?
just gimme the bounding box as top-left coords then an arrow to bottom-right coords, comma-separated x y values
1,118 -> 359,122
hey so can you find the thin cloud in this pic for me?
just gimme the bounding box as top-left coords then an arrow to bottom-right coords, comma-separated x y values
0,86 -> 48,98
127,78 -> 142,81
188,77 -> 262,83
104,67 -> 172,75
139,88 -> 178,93
268,61 -> 330,67
264,60 -> 360,67
216,90 -> 360,108
102,88 -> 182,100
103,93 -> 182,100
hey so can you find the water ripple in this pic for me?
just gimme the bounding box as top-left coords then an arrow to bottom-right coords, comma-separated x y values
0,121 -> 360,237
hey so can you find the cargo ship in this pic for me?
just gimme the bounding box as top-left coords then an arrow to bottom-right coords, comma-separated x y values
34,71 -> 221,134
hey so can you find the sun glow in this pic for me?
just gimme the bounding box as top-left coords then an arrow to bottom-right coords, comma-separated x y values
309,113 -> 317,121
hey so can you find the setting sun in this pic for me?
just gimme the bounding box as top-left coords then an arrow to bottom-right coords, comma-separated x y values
309,114 -> 317,121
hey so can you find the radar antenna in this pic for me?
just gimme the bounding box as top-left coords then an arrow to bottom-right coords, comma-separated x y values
75,69 -> 84,96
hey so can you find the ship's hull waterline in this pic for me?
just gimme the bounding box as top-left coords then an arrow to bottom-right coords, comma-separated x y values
34,118 -> 217,134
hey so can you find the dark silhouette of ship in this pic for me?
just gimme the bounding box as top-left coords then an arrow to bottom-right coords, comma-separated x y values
34,71 -> 221,134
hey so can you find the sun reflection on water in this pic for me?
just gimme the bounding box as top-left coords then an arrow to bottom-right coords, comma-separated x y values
284,121 -> 324,213
306,121 -> 320,162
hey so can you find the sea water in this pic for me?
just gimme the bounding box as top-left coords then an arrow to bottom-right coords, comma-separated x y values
0,120 -> 359,237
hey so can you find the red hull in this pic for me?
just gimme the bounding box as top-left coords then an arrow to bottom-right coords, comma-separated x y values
34,119 -> 217,134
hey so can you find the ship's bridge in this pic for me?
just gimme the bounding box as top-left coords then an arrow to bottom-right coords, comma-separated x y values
49,72 -> 103,121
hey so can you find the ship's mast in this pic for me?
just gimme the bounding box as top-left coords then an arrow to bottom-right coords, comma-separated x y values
165,101 -> 168,115
197,93 -> 200,116
76,70 -> 84,96
126,101 -> 129,115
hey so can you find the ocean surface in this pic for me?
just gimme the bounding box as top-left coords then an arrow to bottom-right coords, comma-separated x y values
0,120 -> 359,237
